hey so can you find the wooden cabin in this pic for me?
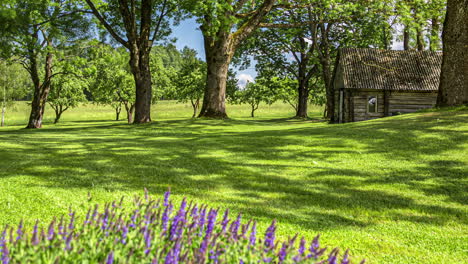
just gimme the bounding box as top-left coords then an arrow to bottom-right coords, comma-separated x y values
332,48 -> 442,123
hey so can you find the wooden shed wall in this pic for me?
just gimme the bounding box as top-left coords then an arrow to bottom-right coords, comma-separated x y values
388,92 -> 437,113
336,89 -> 438,123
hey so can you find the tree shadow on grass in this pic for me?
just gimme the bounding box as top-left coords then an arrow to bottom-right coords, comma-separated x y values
0,109 -> 466,231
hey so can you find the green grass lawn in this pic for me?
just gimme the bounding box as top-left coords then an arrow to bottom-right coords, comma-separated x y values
0,101 -> 467,263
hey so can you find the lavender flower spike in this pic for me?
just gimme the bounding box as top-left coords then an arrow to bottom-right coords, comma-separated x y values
249,221 -> 257,248
15,220 -> 23,242
264,220 -> 276,250
106,251 -> 114,264
1,228 -> 9,264
163,188 -> 171,207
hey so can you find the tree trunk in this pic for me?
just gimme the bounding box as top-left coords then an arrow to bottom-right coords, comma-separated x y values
403,26 -> 410,50
54,108 -> 62,124
251,104 -> 257,118
321,56 -> 334,121
129,48 -> 152,124
198,34 -> 232,118
115,104 -> 121,121
416,29 -> 425,51
125,102 -> 135,124
296,79 -> 309,118
26,49 -> 53,129
1,106 -> 4,127
437,0 -> 468,106
191,98 -> 200,118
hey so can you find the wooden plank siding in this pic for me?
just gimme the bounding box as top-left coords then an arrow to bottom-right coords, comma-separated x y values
388,92 -> 437,114
339,90 -> 437,122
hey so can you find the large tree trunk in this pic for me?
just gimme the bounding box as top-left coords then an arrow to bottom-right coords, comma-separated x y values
26,49 -> 53,129
198,34 -> 232,118
437,0 -> 468,106
129,48 -> 152,123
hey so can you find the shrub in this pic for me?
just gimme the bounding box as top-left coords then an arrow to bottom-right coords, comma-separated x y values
0,189 -> 363,263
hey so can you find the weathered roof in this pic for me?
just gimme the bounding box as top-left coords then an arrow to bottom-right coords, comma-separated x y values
337,48 -> 442,91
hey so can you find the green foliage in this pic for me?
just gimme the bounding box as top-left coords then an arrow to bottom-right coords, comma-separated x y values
87,43 -> 135,121
233,79 -> 277,117
0,60 -> 31,106
48,75 -> 87,124
171,47 -> 206,117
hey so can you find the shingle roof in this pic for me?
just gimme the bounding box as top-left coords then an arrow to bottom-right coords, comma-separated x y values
338,48 -> 442,91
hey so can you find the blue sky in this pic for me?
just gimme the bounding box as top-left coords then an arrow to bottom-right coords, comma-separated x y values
169,19 -> 257,88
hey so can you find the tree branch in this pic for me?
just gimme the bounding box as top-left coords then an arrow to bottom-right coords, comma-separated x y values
85,0 -> 129,48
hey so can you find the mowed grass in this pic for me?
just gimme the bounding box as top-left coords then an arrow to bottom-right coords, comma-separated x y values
0,101 -> 467,263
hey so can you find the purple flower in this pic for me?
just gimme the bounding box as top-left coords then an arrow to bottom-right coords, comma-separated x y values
198,208 -> 206,236
144,231 -> 152,255
1,228 -> 9,264
130,209 -> 139,229
121,226 -> 128,245
31,220 -> 39,246
341,249 -> 350,264
65,233 -> 73,251
221,209 -> 229,232
162,204 -> 172,232
308,235 -> 322,259
84,209 -> 91,225
47,219 -> 56,240
200,209 -> 217,255
106,251 -> 114,264
206,209 -> 217,236
164,189 -> 171,207
278,242 -> 288,263
68,212 -> 75,231
293,237 -> 306,262
170,199 -> 187,240
16,220 -> 23,242
249,221 -> 256,248
231,214 -> 241,238
164,250 -> 173,264
1,243 -> 9,264
264,220 -> 276,250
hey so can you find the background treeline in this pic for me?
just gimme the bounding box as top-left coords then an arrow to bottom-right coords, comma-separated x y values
1,0 -> 464,128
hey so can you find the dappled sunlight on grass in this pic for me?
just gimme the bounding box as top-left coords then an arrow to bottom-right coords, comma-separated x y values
0,102 -> 467,263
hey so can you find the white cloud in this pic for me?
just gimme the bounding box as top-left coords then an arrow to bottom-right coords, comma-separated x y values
237,73 -> 254,89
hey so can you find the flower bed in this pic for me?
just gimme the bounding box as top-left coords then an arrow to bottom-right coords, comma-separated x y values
0,189 -> 363,263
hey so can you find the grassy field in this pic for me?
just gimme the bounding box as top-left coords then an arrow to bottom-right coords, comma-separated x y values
0,101 -> 467,263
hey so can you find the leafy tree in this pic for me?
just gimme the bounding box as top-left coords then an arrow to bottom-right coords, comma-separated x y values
150,51 -> 178,102
234,79 -> 276,118
0,0 -> 89,128
48,74 -> 87,124
84,0 -> 182,123
436,0 -> 468,106
88,44 -> 136,123
183,0 -> 287,118
173,47 -> 205,118
0,59 -> 31,126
